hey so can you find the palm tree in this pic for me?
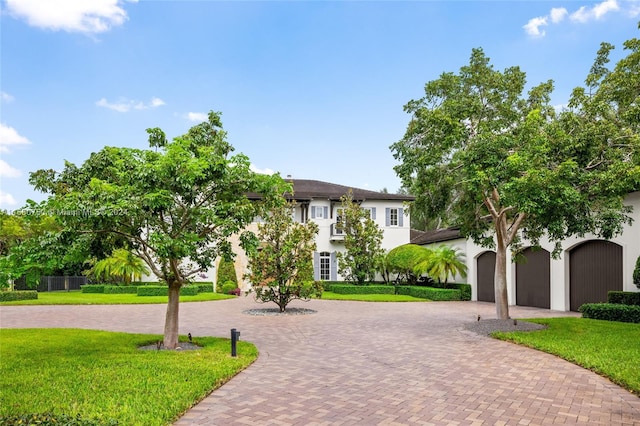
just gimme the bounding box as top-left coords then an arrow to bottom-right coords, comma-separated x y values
423,245 -> 467,286
93,249 -> 149,284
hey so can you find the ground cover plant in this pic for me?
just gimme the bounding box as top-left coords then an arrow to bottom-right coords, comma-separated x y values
0,290 -> 233,305
0,328 -> 258,425
320,291 -> 428,302
493,317 -> 640,395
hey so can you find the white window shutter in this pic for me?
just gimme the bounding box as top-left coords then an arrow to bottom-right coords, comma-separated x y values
399,208 -> 404,227
313,251 -> 320,280
330,252 -> 337,281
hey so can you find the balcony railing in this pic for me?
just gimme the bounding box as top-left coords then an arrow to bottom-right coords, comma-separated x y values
330,223 -> 345,241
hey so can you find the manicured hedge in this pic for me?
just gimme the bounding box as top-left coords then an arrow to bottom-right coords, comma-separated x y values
408,286 -> 461,301
0,290 -> 38,302
446,283 -> 471,301
136,286 -> 199,296
607,291 -> 640,306
193,283 -> 214,293
579,303 -> 640,323
329,285 -> 396,295
81,285 -> 105,293
103,285 -> 138,294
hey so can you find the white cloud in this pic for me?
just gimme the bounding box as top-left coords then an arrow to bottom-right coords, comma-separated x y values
0,191 -> 18,207
96,97 -> 166,112
250,164 -> 275,175
0,124 -> 31,153
523,16 -> 548,37
550,7 -> 568,23
186,112 -> 208,122
571,0 -> 620,23
1,92 -> 15,103
5,0 -> 137,34
0,159 -> 22,178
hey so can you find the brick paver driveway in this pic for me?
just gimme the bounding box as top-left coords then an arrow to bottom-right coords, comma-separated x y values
1,297 -> 639,425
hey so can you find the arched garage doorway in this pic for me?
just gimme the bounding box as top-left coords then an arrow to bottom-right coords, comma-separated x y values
570,240 -> 623,311
516,247 -> 550,309
477,251 -> 496,302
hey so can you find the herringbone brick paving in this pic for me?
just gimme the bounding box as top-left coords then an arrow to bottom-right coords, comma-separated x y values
1,298 -> 639,425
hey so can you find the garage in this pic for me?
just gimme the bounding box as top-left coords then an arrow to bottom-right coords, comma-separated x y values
516,247 -> 551,309
569,240 -> 623,311
476,251 -> 496,302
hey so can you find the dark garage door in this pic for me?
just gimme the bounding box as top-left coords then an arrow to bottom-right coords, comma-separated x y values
516,247 -> 550,309
570,240 -> 623,311
477,251 -> 496,302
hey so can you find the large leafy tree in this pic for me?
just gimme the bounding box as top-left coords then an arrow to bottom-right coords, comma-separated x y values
391,42 -> 639,319
29,111 -> 289,347
336,190 -> 385,284
246,201 -> 322,312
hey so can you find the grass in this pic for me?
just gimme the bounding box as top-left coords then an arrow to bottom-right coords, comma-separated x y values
320,291 -> 429,302
493,317 -> 640,395
0,290 -> 234,305
0,328 -> 258,425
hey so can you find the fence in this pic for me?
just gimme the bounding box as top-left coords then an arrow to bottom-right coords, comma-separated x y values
13,276 -> 87,292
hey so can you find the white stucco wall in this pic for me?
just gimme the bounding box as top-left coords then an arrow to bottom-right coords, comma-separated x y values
451,191 -> 640,310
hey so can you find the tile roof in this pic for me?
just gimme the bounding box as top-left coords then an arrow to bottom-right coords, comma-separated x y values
410,227 -> 463,245
251,179 -> 414,202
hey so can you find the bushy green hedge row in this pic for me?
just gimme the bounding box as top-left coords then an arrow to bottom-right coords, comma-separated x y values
328,284 -> 463,301
446,283 -> 471,301
194,283 -> 214,293
406,286 -> 462,301
103,285 -> 139,294
81,285 -> 105,293
136,286 -> 199,296
329,285 -> 396,295
579,303 -> 640,323
608,291 -> 640,306
0,413 -> 117,425
0,290 -> 38,302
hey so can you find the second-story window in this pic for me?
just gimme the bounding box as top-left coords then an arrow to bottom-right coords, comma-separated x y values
386,207 -> 403,227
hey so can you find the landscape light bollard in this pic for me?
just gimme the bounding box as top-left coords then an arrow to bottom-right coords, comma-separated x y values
231,328 -> 241,357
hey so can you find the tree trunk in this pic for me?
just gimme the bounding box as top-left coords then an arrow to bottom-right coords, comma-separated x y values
164,282 -> 181,349
494,239 -> 510,319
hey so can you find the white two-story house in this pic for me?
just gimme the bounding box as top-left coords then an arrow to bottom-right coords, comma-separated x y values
223,179 -> 414,290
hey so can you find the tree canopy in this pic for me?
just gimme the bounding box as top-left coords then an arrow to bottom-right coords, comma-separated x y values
29,111 -> 289,347
391,34 -> 640,318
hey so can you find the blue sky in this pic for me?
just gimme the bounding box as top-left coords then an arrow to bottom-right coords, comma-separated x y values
1,0 -> 639,209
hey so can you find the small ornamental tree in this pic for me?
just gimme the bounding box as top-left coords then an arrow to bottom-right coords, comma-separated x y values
634,255 -> 640,289
216,257 -> 238,292
416,245 -> 467,286
385,244 -> 432,284
29,111 -> 288,348
92,248 -> 149,284
336,190 -> 385,284
246,201 -> 322,312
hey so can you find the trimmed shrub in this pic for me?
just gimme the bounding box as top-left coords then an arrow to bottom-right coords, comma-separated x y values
221,282 -> 238,295
228,287 -> 241,296
634,255 -> 640,289
136,286 -> 199,296
446,283 -> 471,301
81,285 -> 105,293
408,286 -> 461,301
329,285 -> 395,295
0,290 -> 38,302
395,286 -> 413,296
579,303 -> 640,323
608,291 -> 640,306
193,282 -> 214,293
103,285 -> 138,294
133,281 -> 163,286
216,258 -> 237,293
0,413 -> 117,426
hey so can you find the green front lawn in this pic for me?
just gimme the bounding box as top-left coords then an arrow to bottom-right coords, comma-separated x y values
320,291 -> 429,302
0,290 -> 234,305
493,317 -> 640,395
0,328 -> 257,425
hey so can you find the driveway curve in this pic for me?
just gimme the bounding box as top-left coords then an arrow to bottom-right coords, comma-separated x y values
1,298 -> 639,425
